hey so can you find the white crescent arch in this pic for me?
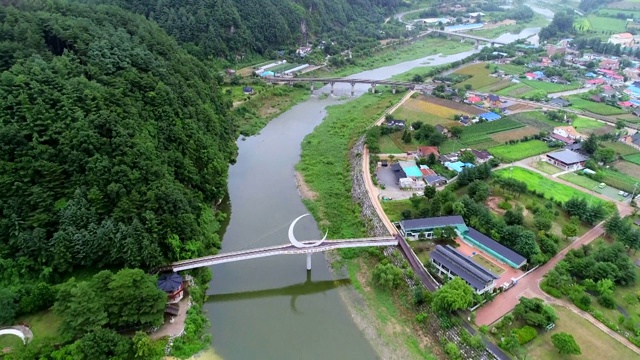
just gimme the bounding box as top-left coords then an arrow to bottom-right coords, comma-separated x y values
288,214 -> 327,248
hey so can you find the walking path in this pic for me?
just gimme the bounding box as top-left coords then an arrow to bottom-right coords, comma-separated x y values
0,326 -> 32,344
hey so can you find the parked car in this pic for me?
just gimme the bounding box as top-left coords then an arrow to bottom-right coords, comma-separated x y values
599,183 -> 606,189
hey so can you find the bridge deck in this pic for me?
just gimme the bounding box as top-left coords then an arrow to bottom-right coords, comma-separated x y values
161,237 -> 397,272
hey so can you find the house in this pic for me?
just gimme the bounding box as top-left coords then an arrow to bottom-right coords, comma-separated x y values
634,109 -> 640,117
440,153 -> 459,163
553,126 -> 583,140
591,95 -> 603,103
386,119 -> 406,128
546,149 -> 590,170
419,167 -> 437,177
549,98 -> 571,107
565,142 -> 583,152
424,174 -> 448,187
471,149 -> 493,163
435,125 -> 449,136
296,46 -> 312,57
158,272 -> 185,303
487,94 -> 501,106
391,163 -> 407,182
600,59 -> 620,70
417,146 -> 440,158
467,95 -> 482,103
618,101 -> 634,108
551,133 -> 575,145
479,112 -> 501,121
586,78 -> 606,86
445,161 -> 474,173
546,45 -> 566,57
430,245 -> 498,295
608,32 -> 635,47
399,216 -> 468,240
621,133 -> 640,149
399,177 -> 426,190
242,86 -> 255,95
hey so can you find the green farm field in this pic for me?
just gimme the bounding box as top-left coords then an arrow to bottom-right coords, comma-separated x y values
624,153 -> 640,165
494,167 -> 612,208
519,79 -> 581,93
454,63 -> 501,90
488,140 -> 550,162
601,141 -> 639,156
572,116 -> 604,131
568,97 -> 626,115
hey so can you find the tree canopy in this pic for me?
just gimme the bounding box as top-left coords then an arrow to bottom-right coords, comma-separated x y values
0,1 -> 238,279
431,277 -> 474,312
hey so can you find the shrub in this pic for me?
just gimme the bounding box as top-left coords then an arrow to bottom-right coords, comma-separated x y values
444,342 -> 462,360
598,293 -> 616,309
498,201 -> 512,210
569,291 -> 591,311
515,326 -> 538,345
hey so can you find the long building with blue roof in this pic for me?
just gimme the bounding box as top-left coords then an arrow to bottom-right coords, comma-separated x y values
431,245 -> 499,294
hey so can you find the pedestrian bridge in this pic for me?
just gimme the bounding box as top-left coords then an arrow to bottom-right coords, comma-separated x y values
159,237 -> 397,272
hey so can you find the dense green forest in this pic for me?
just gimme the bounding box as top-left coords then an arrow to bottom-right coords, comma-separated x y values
0,0 -> 237,282
78,0 -> 405,59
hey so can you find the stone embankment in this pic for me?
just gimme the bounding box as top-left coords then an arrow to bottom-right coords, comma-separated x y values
349,136 -> 498,360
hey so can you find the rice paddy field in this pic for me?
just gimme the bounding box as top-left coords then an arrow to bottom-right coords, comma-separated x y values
574,15 -> 629,35
454,63 -> 502,90
623,153 -> 640,165
392,96 -> 482,128
489,126 -> 540,143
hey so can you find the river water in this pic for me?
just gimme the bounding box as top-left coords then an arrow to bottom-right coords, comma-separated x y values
203,27 -> 542,360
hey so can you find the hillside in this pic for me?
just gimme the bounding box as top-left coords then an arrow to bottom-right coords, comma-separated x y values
78,0 -> 404,59
0,0 -> 237,278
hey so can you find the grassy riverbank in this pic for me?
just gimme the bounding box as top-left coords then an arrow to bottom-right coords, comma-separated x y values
297,91 -> 442,359
310,37 -> 473,78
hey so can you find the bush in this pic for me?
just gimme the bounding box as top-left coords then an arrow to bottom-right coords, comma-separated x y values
598,293 -> 616,309
498,201 -> 512,210
515,326 -> 538,345
570,291 -> 592,311
444,342 -> 462,360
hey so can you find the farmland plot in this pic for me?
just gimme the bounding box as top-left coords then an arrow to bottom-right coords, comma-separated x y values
490,126 -> 540,142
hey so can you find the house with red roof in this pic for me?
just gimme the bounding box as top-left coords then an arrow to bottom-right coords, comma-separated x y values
417,146 -> 440,158
467,95 -> 482,103
586,78 -> 606,86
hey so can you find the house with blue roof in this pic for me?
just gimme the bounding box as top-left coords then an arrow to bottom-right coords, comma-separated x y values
532,70 -> 545,78
479,112 -> 501,121
444,161 -> 474,173
585,72 -> 596,78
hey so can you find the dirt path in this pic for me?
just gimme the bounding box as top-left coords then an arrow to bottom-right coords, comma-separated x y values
294,171 -> 318,200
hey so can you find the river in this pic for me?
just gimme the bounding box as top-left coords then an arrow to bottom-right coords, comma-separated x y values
202,27 -> 543,360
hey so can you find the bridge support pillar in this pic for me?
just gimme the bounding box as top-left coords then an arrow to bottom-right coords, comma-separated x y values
491,42 -> 495,47
330,82 -> 335,95
310,82 -> 314,94
306,253 -> 312,270
350,82 -> 355,97
474,39 -> 479,49
392,86 -> 397,94
370,83 -> 377,94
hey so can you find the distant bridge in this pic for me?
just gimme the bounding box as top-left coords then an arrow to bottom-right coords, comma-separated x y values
430,30 -> 506,46
264,77 -> 424,96
159,237 -> 397,272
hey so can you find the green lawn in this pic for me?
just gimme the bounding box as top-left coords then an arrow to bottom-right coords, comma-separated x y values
494,167 -> 612,208
572,116 -> 604,132
586,15 -> 629,33
488,140 -> 550,162
0,334 -> 23,349
378,135 -> 404,154
526,305 -> 638,360
568,97 -> 626,115
471,254 -> 504,275
532,161 -> 562,175
381,199 -> 412,222
560,172 -> 630,201
600,167 -> 639,193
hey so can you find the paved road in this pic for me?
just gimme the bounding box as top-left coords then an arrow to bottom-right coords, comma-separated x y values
475,223 -> 605,326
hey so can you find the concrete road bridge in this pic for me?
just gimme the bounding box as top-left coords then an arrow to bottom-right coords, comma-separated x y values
430,30 -> 506,47
263,77 -> 424,96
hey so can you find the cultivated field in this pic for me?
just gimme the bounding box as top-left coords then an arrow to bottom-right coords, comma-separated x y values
615,160 -> 640,179
497,83 -> 532,97
424,96 -> 485,115
607,1 -> 640,10
393,95 -> 483,128
568,97 -> 627,115
459,119 -> 525,148
455,63 -> 502,90
623,153 -> 640,166
519,79 -> 581,93
510,111 -> 559,131
602,141 -> 640,156
489,126 -> 540,143
494,167 -> 611,207
488,140 -> 550,162
471,254 -> 504,275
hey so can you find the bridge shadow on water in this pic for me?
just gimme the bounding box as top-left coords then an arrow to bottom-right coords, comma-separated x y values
206,271 -> 351,313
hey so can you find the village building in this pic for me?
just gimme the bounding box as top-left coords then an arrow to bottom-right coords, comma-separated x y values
599,59 -> 620,70
430,245 -> 498,294
471,149 -> 493,163
553,126 -> 583,141
417,145 -> 440,158
158,272 -> 185,304
608,32 -> 635,47
424,174 -> 448,187
549,98 -> 571,107
399,215 -> 468,240
546,149 -> 589,171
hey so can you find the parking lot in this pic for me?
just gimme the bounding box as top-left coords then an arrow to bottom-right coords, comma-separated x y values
375,164 -> 423,200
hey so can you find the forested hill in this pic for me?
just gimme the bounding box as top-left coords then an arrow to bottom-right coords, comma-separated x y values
0,1 -> 237,280
78,0 -> 403,59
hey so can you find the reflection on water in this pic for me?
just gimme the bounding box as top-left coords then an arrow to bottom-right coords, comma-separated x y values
208,271 -> 351,313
